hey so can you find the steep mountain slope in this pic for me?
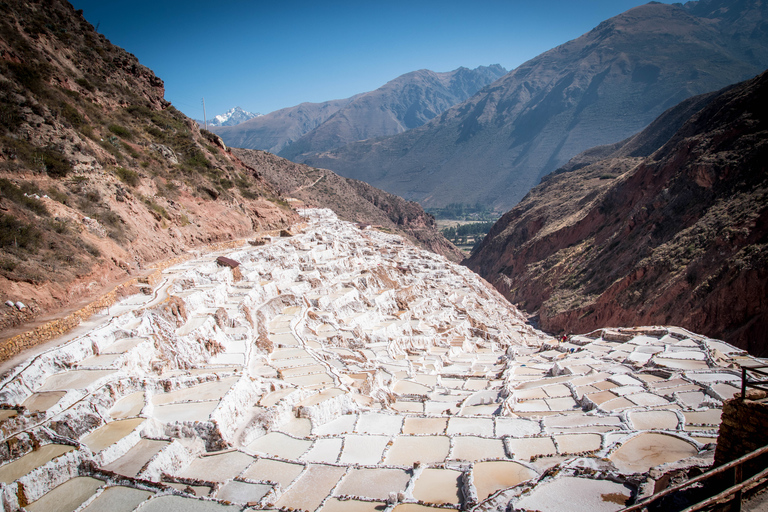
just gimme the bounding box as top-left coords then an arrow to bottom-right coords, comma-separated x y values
232,148 -> 463,262
0,0 -> 299,332
213,65 -> 506,157
277,65 -> 507,161
466,70 -> 768,356
304,0 -> 768,211
212,97 -> 359,154
0,0 -> 455,336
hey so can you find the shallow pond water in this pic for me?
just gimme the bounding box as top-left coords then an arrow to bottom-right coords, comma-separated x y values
25,476 -> 104,512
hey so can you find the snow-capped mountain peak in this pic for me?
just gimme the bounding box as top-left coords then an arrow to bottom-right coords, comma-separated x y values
200,106 -> 261,127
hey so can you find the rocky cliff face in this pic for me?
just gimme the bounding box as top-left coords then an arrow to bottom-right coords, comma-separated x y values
0,0 -> 298,331
466,70 -> 768,356
213,65 -> 506,158
232,148 -> 463,262
303,0 -> 768,211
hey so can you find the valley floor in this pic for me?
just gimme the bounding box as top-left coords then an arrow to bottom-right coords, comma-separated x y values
0,209 -> 761,512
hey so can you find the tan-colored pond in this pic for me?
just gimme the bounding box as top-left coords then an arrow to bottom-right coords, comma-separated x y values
0,443 -> 75,483
81,418 -> 145,453
452,436 -> 506,461
334,467 -> 410,500
80,485 -> 153,512
628,410 -> 679,431
609,432 -> 699,473
38,370 -> 116,391
402,417 -> 447,435
102,438 -> 167,477
152,377 -> 239,405
138,495 -> 240,511
320,497 -> 385,511
21,391 -> 66,412
505,437 -> 557,461
513,476 -> 631,512
109,392 -> 145,419
242,458 -> 304,487
412,468 -> 462,506
25,476 -> 104,512
275,464 -> 346,511
473,460 -> 536,501
180,451 -> 254,482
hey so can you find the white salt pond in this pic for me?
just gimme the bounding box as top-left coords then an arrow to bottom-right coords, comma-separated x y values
513,476 -> 632,512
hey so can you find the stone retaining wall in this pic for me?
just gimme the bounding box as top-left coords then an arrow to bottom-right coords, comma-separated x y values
713,392 -> 768,477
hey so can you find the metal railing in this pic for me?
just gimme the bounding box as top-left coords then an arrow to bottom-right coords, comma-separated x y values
741,364 -> 768,399
621,444 -> 768,512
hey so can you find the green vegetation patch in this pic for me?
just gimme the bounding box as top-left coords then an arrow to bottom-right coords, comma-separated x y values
114,166 -> 140,187
0,212 -> 41,251
108,123 -> 132,140
0,178 -> 49,215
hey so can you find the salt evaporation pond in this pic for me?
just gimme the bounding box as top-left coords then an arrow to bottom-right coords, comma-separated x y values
0,208 -> 762,511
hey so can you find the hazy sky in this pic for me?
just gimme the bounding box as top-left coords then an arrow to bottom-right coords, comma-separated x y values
69,0 -> 671,119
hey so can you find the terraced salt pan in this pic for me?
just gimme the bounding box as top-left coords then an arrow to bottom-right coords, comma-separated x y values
37,369 -> 115,390
385,435 -> 450,465
473,460 -> 536,501
81,418 -> 145,453
103,439 -> 167,477
242,458 -> 304,487
22,390 -> 65,412
1,209 -> 758,512
0,444 -> 75,483
513,476 -> 631,512
274,464 -> 347,511
215,480 -> 272,504
109,391 -> 145,419
412,468 -> 463,506
80,485 -> 153,512
138,495 -> 240,511
25,476 -> 104,512
609,432 -> 699,473
335,467 -> 410,500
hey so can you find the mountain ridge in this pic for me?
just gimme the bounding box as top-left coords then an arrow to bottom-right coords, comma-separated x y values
301,0 -> 768,211
466,69 -> 768,355
212,65 -> 506,158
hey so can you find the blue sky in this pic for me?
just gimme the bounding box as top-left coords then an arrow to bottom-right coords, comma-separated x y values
70,0 -> 670,119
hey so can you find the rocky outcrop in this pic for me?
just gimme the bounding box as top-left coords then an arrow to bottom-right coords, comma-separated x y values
466,69 -> 768,356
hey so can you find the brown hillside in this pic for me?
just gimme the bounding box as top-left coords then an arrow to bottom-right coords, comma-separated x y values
232,148 -> 463,262
467,70 -> 768,356
0,0 -> 297,332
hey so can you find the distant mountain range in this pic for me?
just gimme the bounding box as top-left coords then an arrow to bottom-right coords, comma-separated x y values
212,65 -> 507,157
300,0 -> 768,211
197,106 -> 260,127
467,69 -> 768,355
